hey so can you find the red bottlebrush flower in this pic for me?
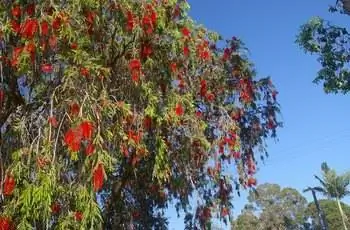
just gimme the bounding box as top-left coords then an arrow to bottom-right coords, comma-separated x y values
41,63 -> 53,73
0,217 -> 11,230
195,111 -> 202,117
206,92 -> 215,102
11,5 -> 21,18
70,103 -> 80,116
11,47 -> 23,67
247,177 -> 257,187
126,11 -> 135,32
10,20 -> 21,34
51,202 -> 61,214
142,15 -> 154,34
222,48 -> 231,61
143,116 -> 152,130
232,151 -> 241,159
175,103 -> 184,116
26,3 -> 35,16
40,20 -> 49,36
52,16 -> 61,31
181,27 -> 191,37
74,211 -> 83,221
70,42 -> 78,50
20,18 -> 38,39
93,163 -> 105,192
64,128 -> 82,152
85,142 -> 95,156
85,11 -> 96,24
79,121 -> 94,140
183,46 -> 190,57
169,62 -> 177,73
200,79 -> 207,97
49,35 -> 57,50
141,43 -> 152,58
48,116 -> 58,128
129,59 -> 141,82
221,207 -> 229,217
0,89 -> 4,105
3,175 -> 15,196
25,41 -> 36,54
80,67 -> 89,77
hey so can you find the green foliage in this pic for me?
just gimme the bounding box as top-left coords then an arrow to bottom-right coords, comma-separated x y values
306,199 -> 350,230
232,183 -> 308,229
297,8 -> 350,93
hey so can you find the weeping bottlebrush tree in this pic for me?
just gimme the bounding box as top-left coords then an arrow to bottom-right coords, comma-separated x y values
0,0 -> 280,229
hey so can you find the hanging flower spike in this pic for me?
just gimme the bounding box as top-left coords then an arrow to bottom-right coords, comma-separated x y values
11,47 -> 23,67
170,62 -> 177,73
70,102 -> 80,117
51,202 -> 61,214
129,59 -> 141,82
0,89 -> 4,105
10,20 -> 21,34
3,175 -> 15,196
93,163 -> 105,192
41,63 -> 54,73
64,128 -> 82,152
79,121 -> 94,140
183,45 -> 190,57
247,177 -> 257,187
40,20 -> 49,36
141,43 -> 152,59
48,116 -> 58,128
52,14 -> 62,31
85,142 -> 95,156
70,42 -> 78,50
20,18 -> 38,39
0,217 -> 11,230
74,211 -> 83,221
181,27 -> 191,38
175,103 -> 184,116
80,67 -> 89,77
126,11 -> 135,32
200,79 -> 207,97
11,5 -> 21,18
25,3 -> 35,16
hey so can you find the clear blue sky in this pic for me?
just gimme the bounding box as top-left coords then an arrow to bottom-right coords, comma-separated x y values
168,1 -> 350,229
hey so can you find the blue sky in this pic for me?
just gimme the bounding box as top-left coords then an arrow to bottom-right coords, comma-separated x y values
168,0 -> 350,229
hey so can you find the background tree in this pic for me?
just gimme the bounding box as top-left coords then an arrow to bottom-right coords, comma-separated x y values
232,183 -> 307,230
0,0 -> 280,229
297,0 -> 350,93
306,199 -> 350,230
311,162 -> 350,230
231,207 -> 259,230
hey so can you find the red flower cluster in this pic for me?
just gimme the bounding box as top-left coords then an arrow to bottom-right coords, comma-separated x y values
74,211 -> 83,221
0,89 -> 4,105
141,43 -> 152,59
126,11 -> 136,32
0,217 -> 11,230
64,121 -> 94,152
239,79 -> 254,104
200,79 -> 207,97
41,63 -> 53,73
197,40 -> 211,61
93,163 -> 105,192
247,177 -> 257,187
142,4 -> 157,34
20,18 -> 38,39
40,20 -> 49,36
11,5 -> 21,18
51,202 -> 61,214
128,130 -> 142,144
3,175 -> 15,196
129,59 -> 142,82
175,103 -> 184,116
70,102 -> 80,116
182,27 -> 191,38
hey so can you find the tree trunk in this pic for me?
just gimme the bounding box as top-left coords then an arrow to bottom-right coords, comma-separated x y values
337,198 -> 348,230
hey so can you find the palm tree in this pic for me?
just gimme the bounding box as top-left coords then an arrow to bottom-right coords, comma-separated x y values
312,162 -> 350,230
